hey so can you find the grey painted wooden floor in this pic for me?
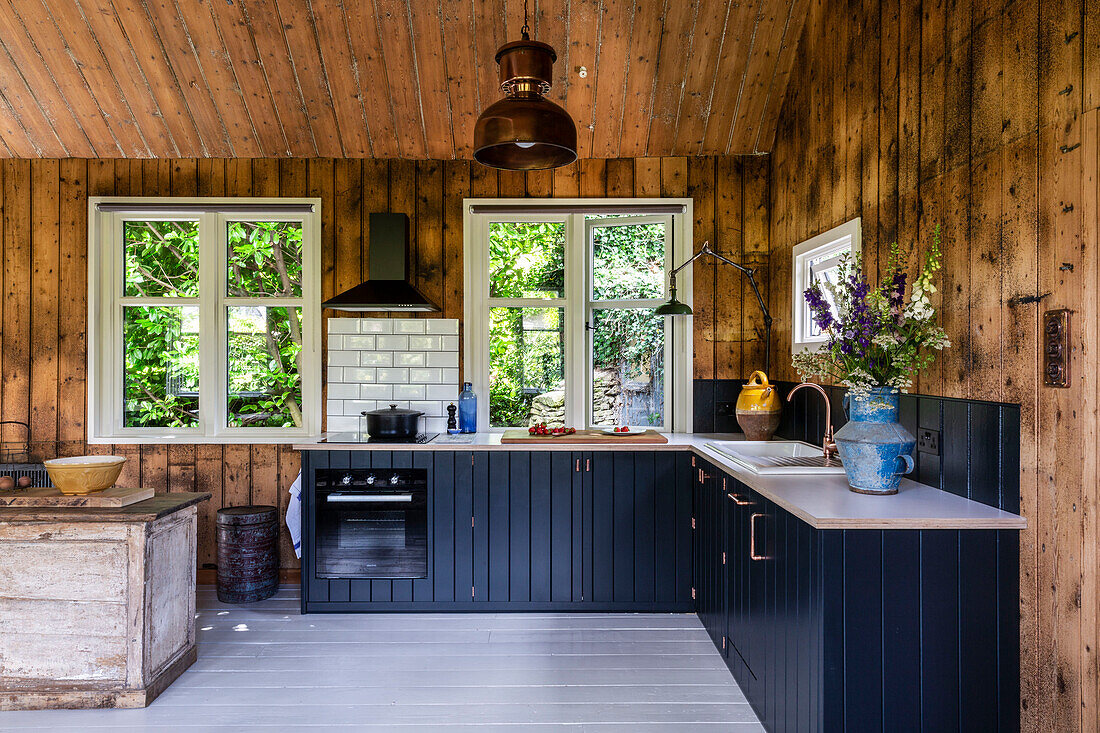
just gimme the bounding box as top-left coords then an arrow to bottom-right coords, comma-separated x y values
3,586 -> 763,731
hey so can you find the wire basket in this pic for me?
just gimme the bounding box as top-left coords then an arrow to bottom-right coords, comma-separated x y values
0,422 -> 54,488
0,421 -> 30,463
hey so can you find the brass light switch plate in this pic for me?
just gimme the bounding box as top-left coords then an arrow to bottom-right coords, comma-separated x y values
1043,309 -> 1070,388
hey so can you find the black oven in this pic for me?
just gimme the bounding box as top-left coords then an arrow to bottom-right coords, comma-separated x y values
314,468 -> 428,579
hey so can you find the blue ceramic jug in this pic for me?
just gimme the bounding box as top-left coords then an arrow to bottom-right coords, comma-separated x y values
834,387 -> 915,495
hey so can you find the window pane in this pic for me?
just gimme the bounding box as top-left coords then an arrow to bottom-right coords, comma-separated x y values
489,306 -> 565,427
227,306 -> 303,428
591,222 -> 666,300
227,221 -> 304,297
123,306 -> 199,427
489,222 -> 565,298
591,308 -> 665,427
124,220 -> 200,297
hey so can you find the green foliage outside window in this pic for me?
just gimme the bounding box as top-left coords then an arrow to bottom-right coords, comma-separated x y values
487,220 -> 667,427
122,220 -> 303,429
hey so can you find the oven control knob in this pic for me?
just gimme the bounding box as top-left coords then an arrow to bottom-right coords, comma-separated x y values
340,474 -> 352,486
366,475 -> 376,485
390,474 -> 400,485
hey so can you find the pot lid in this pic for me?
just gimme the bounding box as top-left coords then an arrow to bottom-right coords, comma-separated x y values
362,404 -> 424,417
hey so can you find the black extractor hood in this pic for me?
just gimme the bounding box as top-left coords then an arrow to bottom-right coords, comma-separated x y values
321,213 -> 440,312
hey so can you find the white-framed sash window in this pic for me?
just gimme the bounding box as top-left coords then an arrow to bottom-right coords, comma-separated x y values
463,199 -> 693,432
88,198 -> 322,443
791,218 -> 862,353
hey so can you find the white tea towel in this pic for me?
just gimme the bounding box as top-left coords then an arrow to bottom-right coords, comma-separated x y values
286,471 -> 303,559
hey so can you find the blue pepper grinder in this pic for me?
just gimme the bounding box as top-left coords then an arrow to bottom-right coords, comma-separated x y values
458,382 -> 477,434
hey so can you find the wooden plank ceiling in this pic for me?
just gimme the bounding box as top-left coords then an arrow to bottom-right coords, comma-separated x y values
0,0 -> 808,160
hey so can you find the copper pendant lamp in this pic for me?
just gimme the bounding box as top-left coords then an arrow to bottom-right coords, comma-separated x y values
473,2 -> 577,170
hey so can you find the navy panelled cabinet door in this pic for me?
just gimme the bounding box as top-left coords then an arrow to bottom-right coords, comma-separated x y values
698,465 -> 1019,733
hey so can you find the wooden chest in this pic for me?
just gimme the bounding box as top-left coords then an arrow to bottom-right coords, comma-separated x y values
0,492 -> 209,709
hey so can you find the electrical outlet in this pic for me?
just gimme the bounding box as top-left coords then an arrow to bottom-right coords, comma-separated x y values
715,401 -> 736,417
917,428 -> 940,455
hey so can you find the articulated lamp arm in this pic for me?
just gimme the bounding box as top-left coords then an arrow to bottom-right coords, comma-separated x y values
662,241 -> 773,375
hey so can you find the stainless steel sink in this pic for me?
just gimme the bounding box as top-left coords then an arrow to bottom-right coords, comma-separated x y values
704,440 -> 846,474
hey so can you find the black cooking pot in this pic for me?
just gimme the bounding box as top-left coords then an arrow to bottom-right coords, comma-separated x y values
362,404 -> 423,439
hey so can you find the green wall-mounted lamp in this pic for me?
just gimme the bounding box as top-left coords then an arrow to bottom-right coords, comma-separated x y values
656,241 -> 774,375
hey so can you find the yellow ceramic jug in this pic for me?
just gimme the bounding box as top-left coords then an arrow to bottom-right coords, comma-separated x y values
735,371 -> 782,441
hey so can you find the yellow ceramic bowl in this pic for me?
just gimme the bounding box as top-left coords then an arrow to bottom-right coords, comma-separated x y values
43,455 -> 126,495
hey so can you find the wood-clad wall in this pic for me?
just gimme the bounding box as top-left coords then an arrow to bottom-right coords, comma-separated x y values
0,155 -> 768,574
765,0 -> 1099,729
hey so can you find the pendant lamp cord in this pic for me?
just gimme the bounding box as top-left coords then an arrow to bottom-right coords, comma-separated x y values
521,0 -> 530,39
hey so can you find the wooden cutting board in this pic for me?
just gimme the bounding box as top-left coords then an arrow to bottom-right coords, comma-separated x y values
500,429 -> 668,445
0,486 -> 155,508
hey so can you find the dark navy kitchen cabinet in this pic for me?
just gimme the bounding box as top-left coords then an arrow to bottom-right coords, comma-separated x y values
695,466 -> 1019,732
302,450 -> 694,612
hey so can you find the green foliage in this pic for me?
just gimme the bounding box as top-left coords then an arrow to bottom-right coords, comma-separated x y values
122,220 -> 304,429
489,222 -> 565,298
487,220 -> 666,426
488,307 -> 564,427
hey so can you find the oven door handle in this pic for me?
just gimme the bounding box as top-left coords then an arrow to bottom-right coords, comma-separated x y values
325,493 -> 414,503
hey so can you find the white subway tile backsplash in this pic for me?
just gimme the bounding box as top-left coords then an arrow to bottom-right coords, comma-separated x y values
327,415 -> 359,431
377,334 -> 409,351
426,320 -> 459,335
393,384 -> 426,400
426,351 -> 459,368
345,400 -> 379,414
360,384 -> 395,400
426,384 -> 457,401
327,318 -> 359,334
423,417 -> 448,432
411,400 -> 444,416
344,335 -> 377,350
343,367 -> 377,383
360,319 -> 394,334
360,352 -> 394,367
328,350 -> 360,367
408,335 -> 441,351
327,383 -> 360,399
377,367 -> 410,383
409,367 -> 442,384
327,318 -> 461,424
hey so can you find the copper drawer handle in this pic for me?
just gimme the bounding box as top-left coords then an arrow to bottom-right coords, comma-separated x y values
728,493 -> 752,506
750,513 -> 769,561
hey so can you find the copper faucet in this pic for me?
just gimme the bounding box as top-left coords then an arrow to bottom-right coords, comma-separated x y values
787,382 -> 839,463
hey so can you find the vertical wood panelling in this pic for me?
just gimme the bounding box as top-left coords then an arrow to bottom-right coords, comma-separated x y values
766,0 -> 1099,727
0,156 -> 759,576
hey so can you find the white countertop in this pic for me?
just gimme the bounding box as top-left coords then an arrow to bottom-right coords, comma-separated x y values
294,433 -> 1027,531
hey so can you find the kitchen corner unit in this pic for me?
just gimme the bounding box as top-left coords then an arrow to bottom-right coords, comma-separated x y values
296,436 -> 1024,731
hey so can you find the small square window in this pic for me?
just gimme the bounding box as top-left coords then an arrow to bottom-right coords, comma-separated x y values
791,219 -> 862,353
